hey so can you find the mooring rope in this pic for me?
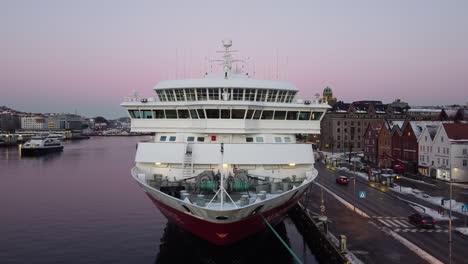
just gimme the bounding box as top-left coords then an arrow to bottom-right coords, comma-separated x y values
259,213 -> 303,264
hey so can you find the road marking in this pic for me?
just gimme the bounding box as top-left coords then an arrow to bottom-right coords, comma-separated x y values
378,219 -> 394,227
394,219 -> 410,228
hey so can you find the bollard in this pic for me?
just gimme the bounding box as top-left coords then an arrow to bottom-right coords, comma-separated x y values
340,235 -> 347,252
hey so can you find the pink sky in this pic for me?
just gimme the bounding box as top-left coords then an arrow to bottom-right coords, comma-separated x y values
1,0 -> 467,118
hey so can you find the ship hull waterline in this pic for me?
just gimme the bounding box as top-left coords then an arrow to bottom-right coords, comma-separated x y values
144,188 -> 307,246
21,146 -> 64,156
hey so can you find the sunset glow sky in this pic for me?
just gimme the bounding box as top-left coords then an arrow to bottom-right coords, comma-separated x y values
2,0 -> 468,118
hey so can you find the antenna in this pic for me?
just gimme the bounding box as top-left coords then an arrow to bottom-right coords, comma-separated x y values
276,49 -> 279,80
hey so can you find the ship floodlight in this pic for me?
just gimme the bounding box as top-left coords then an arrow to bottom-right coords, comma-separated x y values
155,162 -> 161,165
223,164 -> 229,168
288,163 -> 296,167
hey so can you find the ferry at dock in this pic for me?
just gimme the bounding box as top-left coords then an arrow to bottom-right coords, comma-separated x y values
121,40 -> 329,245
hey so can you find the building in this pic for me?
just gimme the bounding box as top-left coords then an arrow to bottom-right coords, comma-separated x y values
417,124 -> 441,177
377,121 -> 400,168
407,108 -> 442,121
320,100 -> 407,153
363,121 -> 384,164
21,116 -> 47,129
320,86 -> 337,106
0,113 -> 20,132
429,123 -> 468,182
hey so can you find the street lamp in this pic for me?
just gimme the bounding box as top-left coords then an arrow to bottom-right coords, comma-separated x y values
448,167 -> 457,264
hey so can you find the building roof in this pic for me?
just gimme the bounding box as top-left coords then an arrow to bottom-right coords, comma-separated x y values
154,74 -> 298,91
443,123 -> 468,140
408,121 -> 442,139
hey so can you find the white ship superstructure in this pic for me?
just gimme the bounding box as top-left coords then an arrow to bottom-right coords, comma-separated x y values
121,40 -> 329,245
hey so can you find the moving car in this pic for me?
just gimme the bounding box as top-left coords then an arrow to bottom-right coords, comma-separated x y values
408,213 -> 436,228
336,176 -> 349,185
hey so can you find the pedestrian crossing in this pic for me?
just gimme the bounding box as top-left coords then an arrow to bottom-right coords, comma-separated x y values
371,216 -> 447,233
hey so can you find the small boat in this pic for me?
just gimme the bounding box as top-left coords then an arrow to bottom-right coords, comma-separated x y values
21,137 -> 64,156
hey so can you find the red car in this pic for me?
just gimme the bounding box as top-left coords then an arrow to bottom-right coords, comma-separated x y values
336,176 -> 349,185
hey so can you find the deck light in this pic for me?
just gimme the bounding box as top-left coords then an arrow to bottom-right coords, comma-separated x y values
288,163 -> 296,167
155,162 -> 161,165
223,164 -> 228,168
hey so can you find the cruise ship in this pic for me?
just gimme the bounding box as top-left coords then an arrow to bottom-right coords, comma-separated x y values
121,40 -> 329,245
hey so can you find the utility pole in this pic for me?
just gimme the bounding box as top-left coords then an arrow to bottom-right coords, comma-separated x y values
353,161 -> 356,212
449,173 -> 453,264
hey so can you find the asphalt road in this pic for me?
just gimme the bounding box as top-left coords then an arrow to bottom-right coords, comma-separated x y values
312,162 -> 468,264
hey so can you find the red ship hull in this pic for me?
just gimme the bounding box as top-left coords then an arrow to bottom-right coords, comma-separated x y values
146,193 -> 302,245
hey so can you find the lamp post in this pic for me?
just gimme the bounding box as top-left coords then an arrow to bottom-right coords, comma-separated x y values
449,167 -> 457,264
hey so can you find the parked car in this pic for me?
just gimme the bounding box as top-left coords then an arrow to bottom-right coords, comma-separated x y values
336,176 -> 349,185
408,213 -> 436,228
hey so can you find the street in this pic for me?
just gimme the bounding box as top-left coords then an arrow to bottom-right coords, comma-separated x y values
305,162 -> 468,264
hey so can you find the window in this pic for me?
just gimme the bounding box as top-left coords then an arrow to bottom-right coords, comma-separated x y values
232,109 -> 246,119
299,111 -> 311,120
156,90 -> 165,101
337,128 -> 340,133
206,109 -> 220,119
441,136 -> 444,142
255,137 -> 264,143
159,136 -> 167,141
274,137 -> 282,143
464,149 -> 467,155
175,89 -> 185,101
277,90 -> 287,103
286,111 -> 298,120
246,109 -> 255,119
196,88 -> 207,100
256,89 -> 267,102
185,88 -> 196,101
337,121 -> 341,126
311,112 -> 323,120
154,110 -> 165,119
128,110 -> 140,118
267,90 -> 276,102
246,137 -> 254,142
284,137 -> 291,143
177,109 -> 190,119
261,111 -> 274,120
141,110 -> 153,119
221,109 -> 231,119
189,109 -> 198,119
165,90 -> 175,101
208,88 -> 220,100
463,160 -> 467,166
197,109 -> 206,119
273,111 -> 286,120
253,110 -> 262,119
245,89 -> 256,101
165,110 -> 177,119
438,147 -> 440,153
197,137 -> 205,142
232,88 -> 244,100
169,136 -> 176,142
187,136 -> 195,142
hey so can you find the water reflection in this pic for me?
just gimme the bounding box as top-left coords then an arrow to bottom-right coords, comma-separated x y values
155,222 -> 295,264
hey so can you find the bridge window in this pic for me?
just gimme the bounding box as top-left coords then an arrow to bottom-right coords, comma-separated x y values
299,111 -> 311,120
175,89 -> 185,101
273,111 -> 286,120
261,110 -> 274,120
267,90 -> 277,102
257,89 -> 267,102
284,137 -> 291,143
253,110 -> 262,119
274,137 -> 282,143
311,111 -> 323,120
197,137 -> 205,142
141,110 -> 153,119
177,109 -> 190,119
206,109 -> 220,119
255,137 -> 264,143
156,90 -> 165,102
286,111 -> 298,120
246,137 -> 254,142
169,136 -> 176,142
128,110 -> 140,119
189,109 -> 198,119
232,88 -> 244,100
197,109 -> 206,119
153,110 -> 165,119
165,110 -> 177,119
221,109 -> 231,119
246,109 -> 255,119
185,88 -> 196,101
160,136 -> 167,141
208,88 -> 220,100
232,109 -> 246,119
166,90 -> 175,101
187,136 -> 195,142
245,89 -> 256,101
277,90 -> 287,103
196,88 -> 207,101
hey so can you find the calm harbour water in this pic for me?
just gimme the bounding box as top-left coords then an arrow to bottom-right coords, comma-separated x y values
0,136 -> 317,264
